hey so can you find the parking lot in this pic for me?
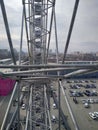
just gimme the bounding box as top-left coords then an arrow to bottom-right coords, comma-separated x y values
62,79 -> 98,130
5,80 -> 98,130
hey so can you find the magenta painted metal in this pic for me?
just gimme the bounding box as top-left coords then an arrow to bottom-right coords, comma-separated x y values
0,77 -> 15,96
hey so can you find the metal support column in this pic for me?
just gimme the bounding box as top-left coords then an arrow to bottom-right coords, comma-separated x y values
46,0 -> 56,60
58,79 -> 61,130
62,0 -> 80,63
0,0 -> 16,65
30,86 -> 32,130
17,83 -> 20,130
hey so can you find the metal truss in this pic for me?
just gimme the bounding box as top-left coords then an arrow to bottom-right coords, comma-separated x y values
2,0 -> 98,130
1,0 -> 57,130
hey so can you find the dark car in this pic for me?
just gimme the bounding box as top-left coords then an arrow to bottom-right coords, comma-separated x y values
90,84 -> 96,88
84,91 -> 91,96
73,97 -> 78,104
85,90 -> 91,93
85,84 -> 90,88
78,91 -> 84,97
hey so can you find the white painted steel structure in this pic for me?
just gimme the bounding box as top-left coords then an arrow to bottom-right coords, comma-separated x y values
1,0 -> 98,130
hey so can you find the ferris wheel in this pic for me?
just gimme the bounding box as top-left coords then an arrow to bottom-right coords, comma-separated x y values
1,1 -> 95,130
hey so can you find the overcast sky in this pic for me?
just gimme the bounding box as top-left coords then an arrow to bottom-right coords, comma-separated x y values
0,0 -> 98,53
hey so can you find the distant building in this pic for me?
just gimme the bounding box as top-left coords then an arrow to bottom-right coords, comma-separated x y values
0,49 -> 9,59
95,52 -> 98,57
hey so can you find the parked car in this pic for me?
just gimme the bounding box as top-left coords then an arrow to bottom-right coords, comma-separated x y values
72,92 -> 80,97
85,84 -> 90,88
90,80 -> 96,83
84,102 -> 89,108
94,112 -> 98,118
90,84 -> 96,88
94,99 -> 98,103
51,115 -> 56,123
53,103 -> 56,109
89,112 -> 97,120
85,90 -> 91,93
78,91 -> 84,97
84,91 -> 91,96
69,90 -> 83,97
81,99 -> 86,104
73,97 -> 78,104
87,98 -> 94,104
21,103 -> 26,110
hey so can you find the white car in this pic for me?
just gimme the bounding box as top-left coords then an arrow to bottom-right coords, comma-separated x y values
88,98 -> 94,104
89,112 -> 97,120
21,104 -> 26,110
94,112 -> 98,118
84,102 -> 89,108
51,115 -> 56,122
53,103 -> 56,109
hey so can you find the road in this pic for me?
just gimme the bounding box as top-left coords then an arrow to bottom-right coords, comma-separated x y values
0,94 -> 11,127
60,82 -> 79,130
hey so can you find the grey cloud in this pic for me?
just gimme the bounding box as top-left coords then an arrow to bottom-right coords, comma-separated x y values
68,41 -> 98,53
0,0 -> 98,53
